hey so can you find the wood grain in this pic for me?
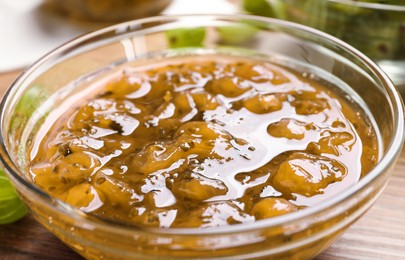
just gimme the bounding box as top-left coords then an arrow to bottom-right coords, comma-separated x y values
0,71 -> 404,259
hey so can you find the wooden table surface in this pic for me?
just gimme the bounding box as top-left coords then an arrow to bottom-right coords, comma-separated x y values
0,71 -> 405,260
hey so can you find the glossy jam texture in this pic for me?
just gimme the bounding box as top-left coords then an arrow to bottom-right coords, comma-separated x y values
29,55 -> 379,228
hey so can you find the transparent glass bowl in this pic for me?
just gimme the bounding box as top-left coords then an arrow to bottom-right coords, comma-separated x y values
0,15 -> 403,259
273,0 -> 405,93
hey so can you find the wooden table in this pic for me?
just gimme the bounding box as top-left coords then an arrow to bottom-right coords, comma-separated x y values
0,71 -> 405,259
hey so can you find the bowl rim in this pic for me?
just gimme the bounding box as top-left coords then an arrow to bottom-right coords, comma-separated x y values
328,0 -> 405,10
0,14 -> 403,236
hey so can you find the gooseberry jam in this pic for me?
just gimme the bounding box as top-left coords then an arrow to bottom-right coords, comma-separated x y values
29,55 -> 379,228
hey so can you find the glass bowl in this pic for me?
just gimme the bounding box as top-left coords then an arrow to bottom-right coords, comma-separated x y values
0,14 -> 403,259
254,0 -> 405,94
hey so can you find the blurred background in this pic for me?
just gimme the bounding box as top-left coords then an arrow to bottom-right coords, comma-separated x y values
0,0 -> 239,72
2,0 -> 404,91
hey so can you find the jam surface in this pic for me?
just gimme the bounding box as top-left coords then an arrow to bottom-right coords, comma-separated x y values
29,55 -> 379,228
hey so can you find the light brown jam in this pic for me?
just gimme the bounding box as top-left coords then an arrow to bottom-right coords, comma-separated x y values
29,55 -> 379,228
